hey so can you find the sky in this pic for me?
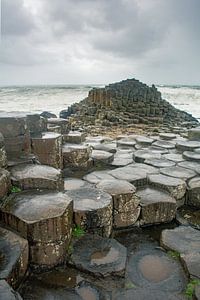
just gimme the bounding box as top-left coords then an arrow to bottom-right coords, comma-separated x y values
0,0 -> 200,86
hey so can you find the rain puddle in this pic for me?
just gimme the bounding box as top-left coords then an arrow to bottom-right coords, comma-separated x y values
91,247 -> 119,265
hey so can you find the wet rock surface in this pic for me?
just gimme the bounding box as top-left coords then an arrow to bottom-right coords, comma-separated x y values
137,187 -> 177,225
0,280 -> 22,300
0,227 -> 28,288
10,163 -> 64,190
70,234 -> 127,277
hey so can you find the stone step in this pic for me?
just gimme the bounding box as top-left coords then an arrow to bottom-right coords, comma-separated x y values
0,190 -> 73,268
63,131 -> 86,144
31,132 -> 62,169
62,144 -> 91,169
0,226 -> 28,288
163,153 -> 185,163
111,150 -> 133,167
160,166 -> 196,180
133,149 -> 161,163
83,171 -> 115,185
66,187 -> 113,237
188,127 -> 200,141
117,137 -> 136,148
64,178 -> 93,191
135,136 -> 154,147
70,234 -> 127,277
10,164 -> 64,191
91,142 -> 117,153
159,132 -> 177,140
91,150 -> 114,166
147,174 -> 186,207
0,280 -> 23,300
47,118 -> 69,134
176,140 -> 200,152
96,179 -> 140,228
187,177 -> 200,208
152,140 -> 175,149
178,161 -> 200,175
137,187 -> 177,225
144,158 -> 175,168
183,151 -> 200,162
0,169 -> 11,200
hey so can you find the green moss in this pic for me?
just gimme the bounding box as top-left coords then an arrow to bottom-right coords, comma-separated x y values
10,186 -> 21,193
72,225 -> 85,238
185,279 -> 200,299
125,281 -> 136,289
167,250 -> 180,260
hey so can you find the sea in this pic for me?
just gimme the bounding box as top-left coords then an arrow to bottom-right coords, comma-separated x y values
0,84 -> 200,119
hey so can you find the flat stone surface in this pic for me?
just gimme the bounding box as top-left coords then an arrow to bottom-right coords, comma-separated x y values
66,188 -> 112,236
63,143 -> 91,168
133,150 -> 161,163
176,140 -> 200,152
159,133 -> 177,140
0,280 -> 23,300
91,150 -> 114,164
188,127 -> 200,140
148,174 -> 186,200
63,131 -> 85,144
96,179 -> 140,228
71,234 -> 127,277
178,161 -> 200,174
92,142 -> 117,153
0,227 -> 28,288
148,145 -> 169,154
114,288 -> 186,300
188,177 -> 200,208
183,151 -> 200,162
117,137 -> 136,148
137,187 -> 176,225
127,246 -> 187,292
135,136 -> 154,146
163,153 -> 185,163
64,178 -> 93,190
161,226 -> 200,254
160,166 -> 196,180
181,252 -> 200,279
153,140 -> 175,149
83,171 -> 114,184
10,164 -> 64,190
109,166 -> 147,187
145,158 -> 175,168
111,151 -> 133,167
0,169 -> 11,199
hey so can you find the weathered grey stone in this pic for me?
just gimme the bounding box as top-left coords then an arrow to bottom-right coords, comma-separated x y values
163,153 -> 184,163
178,161 -> 200,174
0,169 -> 11,199
111,150 -> 133,167
91,150 -> 114,165
159,133 -> 177,140
161,226 -> 200,254
188,127 -> 200,141
10,164 -> 64,191
47,118 -> 69,134
63,143 -> 91,168
66,188 -> 113,237
64,178 -> 93,190
137,187 -> 176,225
71,234 -> 127,277
92,142 -> 117,153
127,247 -> 187,292
135,136 -> 154,146
133,150 -> 161,163
153,140 -> 175,149
0,191 -> 73,267
183,151 -> 200,162
148,145 -> 169,154
176,140 -> 200,152
83,170 -> 114,184
96,179 -> 140,228
148,174 -> 186,202
181,252 -> 200,279
0,113 -> 26,138
63,131 -> 86,144
31,132 -> 62,169
188,177 -> 200,208
160,166 -> 196,180
0,147 -> 7,168
145,158 -> 175,168
117,137 -> 136,148
0,227 -> 28,288
176,206 -> 200,230
4,134 -> 31,159
195,285 -> 200,300
0,280 -> 23,300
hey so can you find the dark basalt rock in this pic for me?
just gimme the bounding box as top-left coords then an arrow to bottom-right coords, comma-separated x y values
127,246 -> 187,292
0,227 -> 28,288
70,234 -> 127,277
40,111 -> 57,119
176,206 -> 200,230
160,166 -> 196,180
114,288 -> 186,300
66,188 -> 113,237
0,280 -> 23,300
137,187 -> 176,225
187,177 -> 200,208
10,163 -> 64,190
76,280 -> 111,300
47,118 -> 69,134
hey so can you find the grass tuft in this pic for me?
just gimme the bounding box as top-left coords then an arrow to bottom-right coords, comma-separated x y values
185,279 -> 200,299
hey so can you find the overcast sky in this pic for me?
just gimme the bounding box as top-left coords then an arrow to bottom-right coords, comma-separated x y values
0,0 -> 199,86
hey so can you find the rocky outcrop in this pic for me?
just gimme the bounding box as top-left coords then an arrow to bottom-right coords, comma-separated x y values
61,78 -> 198,128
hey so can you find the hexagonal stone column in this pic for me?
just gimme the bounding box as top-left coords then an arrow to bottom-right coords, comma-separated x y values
0,133 -> 7,168
0,169 -> 11,200
0,280 -> 23,300
91,150 -> 114,167
152,140 -> 175,150
63,131 -> 86,144
137,187 -> 176,225
66,188 -> 113,237
47,118 -> 69,134
183,151 -> 200,162
188,177 -> 200,208
31,132 -> 62,169
176,140 -> 200,152
0,227 -> 28,288
63,144 -> 91,169
0,191 -> 73,269
160,166 -> 196,180
148,174 -> 186,207
10,164 -> 64,191
96,179 -> 140,228
133,150 -> 161,163
70,234 -> 127,277
159,133 -> 177,140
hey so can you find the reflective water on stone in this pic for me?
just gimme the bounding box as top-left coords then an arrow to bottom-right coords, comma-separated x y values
77,286 -> 98,300
91,247 -> 119,265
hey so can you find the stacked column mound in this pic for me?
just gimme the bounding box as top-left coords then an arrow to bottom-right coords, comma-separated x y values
60,78 -> 199,129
